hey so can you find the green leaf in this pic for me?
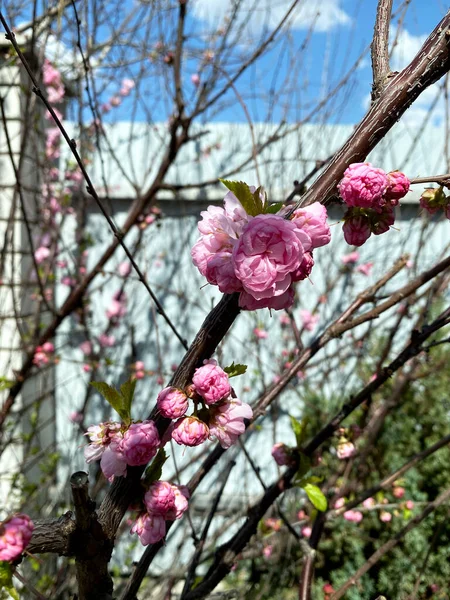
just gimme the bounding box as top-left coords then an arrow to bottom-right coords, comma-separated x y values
223,362 -> 247,378
303,483 -> 328,512
143,448 -> 168,486
219,179 -> 261,216
0,562 -> 19,599
252,186 -> 265,214
264,202 -> 284,214
290,416 -> 308,448
0,377 -> 14,392
120,379 -> 137,421
91,380 -> 134,424
293,454 -> 311,483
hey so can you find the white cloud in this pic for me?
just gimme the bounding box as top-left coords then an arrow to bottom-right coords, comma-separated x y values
390,27 -> 427,71
191,0 -> 351,34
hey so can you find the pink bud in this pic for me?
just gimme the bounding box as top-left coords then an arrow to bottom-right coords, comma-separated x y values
192,361 -> 231,405
271,442 -> 292,466
121,421 -> 160,466
0,514 -> 34,561
157,387 -> 189,419
144,481 -> 176,516
172,417 -> 209,447
191,73 -> 200,87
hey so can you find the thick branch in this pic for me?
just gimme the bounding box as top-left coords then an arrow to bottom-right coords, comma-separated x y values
371,0 -> 394,99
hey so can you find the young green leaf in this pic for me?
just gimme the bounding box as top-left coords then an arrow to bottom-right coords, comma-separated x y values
223,362 -> 247,378
290,415 -> 309,448
143,448 -> 168,486
91,380 -> 134,424
219,179 -> 261,216
264,202 -> 284,214
0,562 -> 19,600
303,483 -> 328,512
119,379 -> 137,420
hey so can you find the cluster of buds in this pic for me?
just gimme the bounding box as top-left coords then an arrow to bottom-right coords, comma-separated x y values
0,514 -> 34,562
32,342 -> 55,368
137,205 -> 162,230
420,186 -> 450,219
131,480 -> 190,545
191,185 -> 330,311
106,290 -> 127,322
338,163 -> 410,246
100,78 -> 135,113
84,420 -> 160,480
158,360 -> 253,449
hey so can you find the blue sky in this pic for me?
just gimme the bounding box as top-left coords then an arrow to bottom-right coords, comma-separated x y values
36,0 -> 449,127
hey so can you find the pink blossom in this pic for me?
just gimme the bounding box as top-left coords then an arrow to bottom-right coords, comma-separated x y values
405,500 -> 414,510
393,486 -> 405,499
192,360 -> 231,405
233,214 -> 306,301
271,443 -> 292,466
253,327 -> 268,339
291,202 -> 331,249
385,170 -> 410,201
301,526 -> 312,538
134,361 -> 145,371
166,485 -> 190,520
33,350 -> 49,367
239,285 -> 295,311
291,252 -> 314,282
79,341 -> 93,356
379,511 -> 392,522
69,411 -> 83,424
363,497 -> 375,509
191,73 -> 201,87
121,420 -> 160,466
356,262 -> 373,276
263,545 -> 273,558
131,512 -> 166,545
323,583 -> 335,594
83,364 -> 92,373
342,212 -> 371,246
299,309 -> 319,332
338,163 -> 388,209
34,246 -> 51,264
172,417 -> 209,446
98,333 -> 116,347
334,498 -> 346,509
208,397 -> 253,448
47,84 -> 65,104
343,510 -> 363,523
100,444 -> 127,480
205,250 -> 243,293
85,421 -> 118,449
157,387 -> 189,419
337,440 -> 355,459
118,262 -> 132,277
110,96 -> 121,107
43,60 -> 61,87
144,481 -> 176,516
42,342 -> 54,353
134,370 -> 145,379
121,78 -> 135,92
0,514 -> 34,561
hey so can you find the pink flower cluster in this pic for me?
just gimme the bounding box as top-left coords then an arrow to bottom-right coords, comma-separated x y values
0,514 -> 34,562
157,360 -> 252,449
84,420 -> 160,480
191,192 -> 330,311
106,290 -> 127,322
101,78 -> 135,113
420,187 -> 450,219
338,164 -> 410,246
43,59 -> 65,105
33,342 -> 55,368
131,480 -> 190,545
